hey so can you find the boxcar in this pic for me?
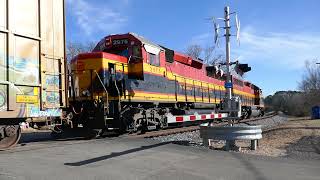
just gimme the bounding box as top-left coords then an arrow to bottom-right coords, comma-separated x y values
0,0 -> 67,149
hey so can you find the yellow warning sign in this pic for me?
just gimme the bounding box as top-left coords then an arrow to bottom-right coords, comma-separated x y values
16,95 -> 38,103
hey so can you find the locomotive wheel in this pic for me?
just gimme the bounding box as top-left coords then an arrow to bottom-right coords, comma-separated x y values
131,112 -> 143,132
0,125 -> 21,150
132,118 -> 142,132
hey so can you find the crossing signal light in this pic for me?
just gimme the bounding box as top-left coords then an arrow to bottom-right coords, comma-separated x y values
235,63 -> 251,75
238,64 -> 251,73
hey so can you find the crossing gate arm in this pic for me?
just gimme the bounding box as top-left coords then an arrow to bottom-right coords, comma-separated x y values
166,112 -> 228,124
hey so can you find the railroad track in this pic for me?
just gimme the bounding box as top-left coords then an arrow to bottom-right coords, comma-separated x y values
0,113 -> 281,153
130,112 -> 278,138
262,116 -> 319,134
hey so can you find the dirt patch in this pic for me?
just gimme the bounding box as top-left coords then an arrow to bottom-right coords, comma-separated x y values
240,119 -> 320,159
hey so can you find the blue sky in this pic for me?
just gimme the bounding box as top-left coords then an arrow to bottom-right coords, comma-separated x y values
66,0 -> 320,96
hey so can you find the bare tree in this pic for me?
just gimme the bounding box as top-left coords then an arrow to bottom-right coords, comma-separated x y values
210,54 -> 225,65
203,45 -> 214,64
66,41 -> 96,62
264,59 -> 320,117
185,44 -> 202,59
299,60 -> 320,92
298,59 -> 320,110
186,44 -> 224,65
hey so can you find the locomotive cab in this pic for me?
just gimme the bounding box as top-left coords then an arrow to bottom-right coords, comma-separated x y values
93,33 -> 146,80
67,33 -> 168,133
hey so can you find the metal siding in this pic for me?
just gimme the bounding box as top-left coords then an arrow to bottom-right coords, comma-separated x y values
0,0 -> 6,30
0,0 -> 65,119
13,36 -> 40,86
0,85 -> 7,112
40,0 -> 66,109
40,0 -> 54,56
11,0 -> 39,37
0,32 -> 6,81
53,0 -> 65,58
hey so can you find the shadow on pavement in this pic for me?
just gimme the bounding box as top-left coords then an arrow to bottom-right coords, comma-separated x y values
19,129 -> 120,145
230,152 -> 269,180
167,140 -> 269,180
64,141 -> 171,166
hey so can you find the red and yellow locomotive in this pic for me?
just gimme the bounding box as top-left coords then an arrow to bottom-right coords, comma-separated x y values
68,33 -> 264,133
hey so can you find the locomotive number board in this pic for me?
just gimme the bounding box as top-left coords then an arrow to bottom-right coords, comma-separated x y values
112,39 -> 129,45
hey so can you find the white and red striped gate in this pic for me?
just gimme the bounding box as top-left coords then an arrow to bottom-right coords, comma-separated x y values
166,112 -> 228,124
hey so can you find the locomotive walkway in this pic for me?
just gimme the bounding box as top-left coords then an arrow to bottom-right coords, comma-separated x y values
0,135 -> 319,180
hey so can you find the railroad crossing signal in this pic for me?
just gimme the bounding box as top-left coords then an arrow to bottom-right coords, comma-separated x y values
238,64 -> 251,73
235,63 -> 251,76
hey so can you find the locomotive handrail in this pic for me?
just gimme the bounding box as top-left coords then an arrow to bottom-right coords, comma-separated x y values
94,70 -> 109,112
128,55 -> 132,64
94,70 -> 109,95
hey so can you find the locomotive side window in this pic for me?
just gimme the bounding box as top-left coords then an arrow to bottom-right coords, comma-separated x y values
148,52 -> 159,66
132,45 -> 142,58
144,44 -> 161,66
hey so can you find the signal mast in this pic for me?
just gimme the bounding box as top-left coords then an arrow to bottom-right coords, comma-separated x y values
212,6 -> 243,124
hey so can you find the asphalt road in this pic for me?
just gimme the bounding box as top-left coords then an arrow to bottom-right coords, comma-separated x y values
0,133 -> 319,180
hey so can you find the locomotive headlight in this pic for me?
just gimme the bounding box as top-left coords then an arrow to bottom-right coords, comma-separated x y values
82,90 -> 91,97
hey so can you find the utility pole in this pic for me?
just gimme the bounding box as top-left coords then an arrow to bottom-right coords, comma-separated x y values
211,6 -> 243,150
212,6 -> 241,120
224,6 -> 238,149
224,6 -> 232,108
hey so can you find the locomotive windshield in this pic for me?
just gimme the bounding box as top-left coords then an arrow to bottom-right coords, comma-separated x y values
106,48 -> 129,57
103,40 -> 142,60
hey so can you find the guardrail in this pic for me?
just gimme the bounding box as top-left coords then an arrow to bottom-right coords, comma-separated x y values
200,124 -> 262,150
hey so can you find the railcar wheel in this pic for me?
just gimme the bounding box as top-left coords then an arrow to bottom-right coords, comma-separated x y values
0,125 -> 21,150
241,108 -> 248,119
131,112 -> 143,132
133,118 -> 142,132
